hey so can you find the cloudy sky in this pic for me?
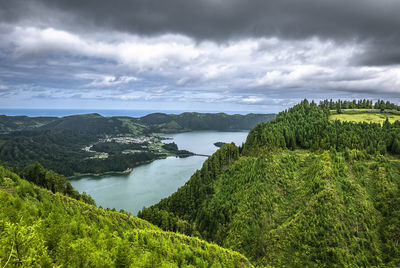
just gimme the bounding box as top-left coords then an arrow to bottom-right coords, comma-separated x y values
1,0 -> 400,113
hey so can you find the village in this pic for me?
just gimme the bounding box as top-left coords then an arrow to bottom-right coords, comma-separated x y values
82,135 -> 166,159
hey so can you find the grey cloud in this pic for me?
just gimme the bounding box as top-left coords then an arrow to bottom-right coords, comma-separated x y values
1,0 -> 400,110
1,0 -> 399,66
355,40 -> 400,66
1,1 -> 400,43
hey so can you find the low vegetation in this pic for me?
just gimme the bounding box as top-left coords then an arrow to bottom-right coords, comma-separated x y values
330,112 -> 400,124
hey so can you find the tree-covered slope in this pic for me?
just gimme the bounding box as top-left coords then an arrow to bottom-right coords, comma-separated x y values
0,115 -> 56,133
0,112 -> 275,135
0,165 -> 251,267
38,113 -> 146,135
0,112 -> 274,176
140,100 -> 400,267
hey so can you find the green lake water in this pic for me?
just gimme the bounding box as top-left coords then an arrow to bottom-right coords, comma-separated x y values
70,131 -> 249,214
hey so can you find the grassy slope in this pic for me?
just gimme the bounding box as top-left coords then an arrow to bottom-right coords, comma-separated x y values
330,112 -> 400,124
0,166 -> 252,267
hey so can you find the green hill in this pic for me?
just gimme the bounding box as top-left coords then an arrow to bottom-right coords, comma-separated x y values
0,112 -> 275,176
140,100 -> 400,267
0,112 -> 275,135
0,115 -> 56,133
0,165 -> 251,267
138,112 -> 276,133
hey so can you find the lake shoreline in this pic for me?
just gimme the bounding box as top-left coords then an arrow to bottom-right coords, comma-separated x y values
68,158 -> 163,179
68,153 -> 202,179
69,130 -> 249,215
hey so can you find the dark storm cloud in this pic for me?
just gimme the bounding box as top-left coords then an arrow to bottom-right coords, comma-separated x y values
1,0 -> 400,65
1,0 -> 399,41
356,40 -> 400,66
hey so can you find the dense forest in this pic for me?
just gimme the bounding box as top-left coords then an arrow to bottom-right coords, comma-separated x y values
0,115 -> 56,133
318,99 -> 400,111
139,100 -> 400,267
0,164 -> 251,267
0,112 -> 274,176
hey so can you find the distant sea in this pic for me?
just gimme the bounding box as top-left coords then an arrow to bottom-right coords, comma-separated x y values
0,109 -> 257,118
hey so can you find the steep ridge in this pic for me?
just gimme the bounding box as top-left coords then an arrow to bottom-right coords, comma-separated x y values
0,165 -> 252,267
140,100 -> 400,267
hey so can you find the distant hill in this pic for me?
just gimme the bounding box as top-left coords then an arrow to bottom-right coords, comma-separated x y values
0,112 -> 275,134
0,115 -> 56,133
37,113 -> 140,135
137,112 -> 276,133
0,112 -> 275,176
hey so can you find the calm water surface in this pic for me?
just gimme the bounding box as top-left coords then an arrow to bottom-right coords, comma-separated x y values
70,131 -> 248,214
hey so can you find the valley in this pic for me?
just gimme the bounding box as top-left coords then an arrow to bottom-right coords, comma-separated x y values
1,100 -> 400,267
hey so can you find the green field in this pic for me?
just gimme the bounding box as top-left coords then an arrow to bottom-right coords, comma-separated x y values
330,112 -> 400,124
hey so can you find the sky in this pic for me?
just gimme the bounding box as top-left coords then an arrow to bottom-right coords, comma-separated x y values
0,0 -> 400,113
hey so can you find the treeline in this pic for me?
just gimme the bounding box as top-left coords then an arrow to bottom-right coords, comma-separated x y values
243,99 -> 400,156
0,165 -> 251,267
318,99 -> 400,110
20,162 -> 94,205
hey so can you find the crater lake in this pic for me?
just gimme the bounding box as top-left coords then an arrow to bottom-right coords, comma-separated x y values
70,130 -> 248,214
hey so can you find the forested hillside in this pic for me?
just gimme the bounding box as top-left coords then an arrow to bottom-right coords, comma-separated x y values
0,115 -> 56,133
0,112 -> 274,176
137,112 -> 276,133
139,100 -> 400,267
0,112 -> 275,134
0,165 -> 251,267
